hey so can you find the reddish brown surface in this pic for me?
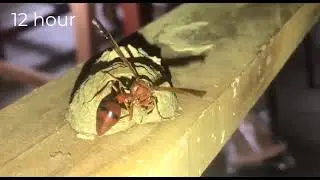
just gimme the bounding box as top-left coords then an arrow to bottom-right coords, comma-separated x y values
120,3 -> 140,36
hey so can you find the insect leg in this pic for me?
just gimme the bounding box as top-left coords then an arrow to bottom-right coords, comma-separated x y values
151,96 -> 173,119
103,70 -> 127,88
128,102 -> 134,120
110,81 -> 118,92
88,80 -> 113,102
111,80 -> 124,94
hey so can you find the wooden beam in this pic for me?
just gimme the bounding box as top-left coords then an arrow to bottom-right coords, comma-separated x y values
0,3 -> 319,176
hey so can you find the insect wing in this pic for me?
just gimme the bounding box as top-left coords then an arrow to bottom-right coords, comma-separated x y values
154,86 -> 207,97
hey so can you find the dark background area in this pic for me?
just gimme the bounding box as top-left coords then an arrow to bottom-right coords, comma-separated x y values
1,3 -> 320,177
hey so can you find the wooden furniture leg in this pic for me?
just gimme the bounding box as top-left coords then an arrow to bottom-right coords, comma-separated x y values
120,3 -> 153,36
120,3 -> 140,36
70,3 -> 97,64
71,3 -> 154,63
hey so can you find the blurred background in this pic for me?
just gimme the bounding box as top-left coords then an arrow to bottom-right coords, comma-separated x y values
0,3 -> 179,109
0,3 -> 320,177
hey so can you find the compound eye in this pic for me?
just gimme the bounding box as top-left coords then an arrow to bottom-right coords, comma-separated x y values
119,77 -> 133,87
123,80 -> 130,87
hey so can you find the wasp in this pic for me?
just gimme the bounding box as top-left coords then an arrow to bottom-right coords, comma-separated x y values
92,18 -> 207,136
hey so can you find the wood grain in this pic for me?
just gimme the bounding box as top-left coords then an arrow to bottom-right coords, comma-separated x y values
0,3 -> 319,176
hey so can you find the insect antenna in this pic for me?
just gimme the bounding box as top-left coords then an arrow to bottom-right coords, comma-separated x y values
92,18 -> 139,78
